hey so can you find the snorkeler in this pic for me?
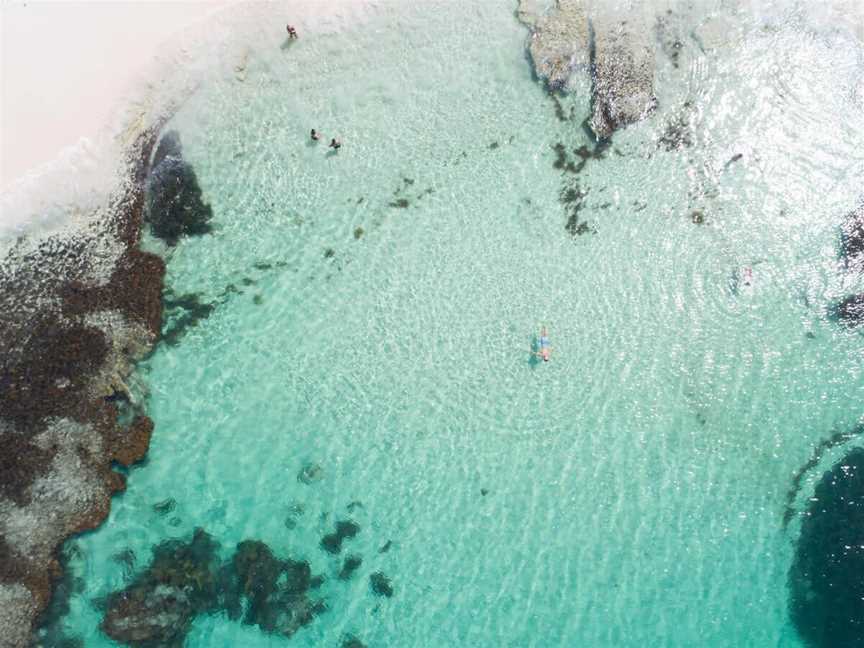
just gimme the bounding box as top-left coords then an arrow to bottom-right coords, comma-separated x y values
534,326 -> 552,362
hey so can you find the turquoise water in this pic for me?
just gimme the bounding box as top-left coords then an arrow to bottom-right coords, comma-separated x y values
60,2 -> 864,646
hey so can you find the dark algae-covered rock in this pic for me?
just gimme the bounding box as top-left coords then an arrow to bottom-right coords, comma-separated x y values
840,204 -> 864,271
370,571 -> 394,598
833,293 -> 864,327
338,555 -> 363,580
101,528 -> 220,647
145,130 -> 213,245
789,447 -> 864,647
321,520 -> 360,554
101,529 -> 326,646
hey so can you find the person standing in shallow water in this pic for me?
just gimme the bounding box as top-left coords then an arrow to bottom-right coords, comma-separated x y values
310,129 -> 320,141
286,24 -> 298,38
329,138 -> 342,150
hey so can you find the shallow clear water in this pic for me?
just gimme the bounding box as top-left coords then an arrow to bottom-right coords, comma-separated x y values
59,2 -> 864,646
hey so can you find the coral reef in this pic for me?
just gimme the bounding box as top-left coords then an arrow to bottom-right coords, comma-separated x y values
101,529 -> 326,646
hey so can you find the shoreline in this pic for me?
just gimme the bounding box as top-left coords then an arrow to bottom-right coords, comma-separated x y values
0,0 -> 234,192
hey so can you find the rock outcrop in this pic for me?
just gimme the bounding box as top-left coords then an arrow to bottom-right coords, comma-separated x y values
519,0 -> 590,91
517,0 -> 657,139
0,125 -> 167,646
588,5 -> 657,140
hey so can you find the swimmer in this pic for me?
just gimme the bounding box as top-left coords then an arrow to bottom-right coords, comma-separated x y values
329,138 -> 342,150
311,128 -> 320,141
534,326 -> 552,362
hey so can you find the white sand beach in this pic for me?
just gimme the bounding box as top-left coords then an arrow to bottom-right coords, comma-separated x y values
0,0 -> 234,191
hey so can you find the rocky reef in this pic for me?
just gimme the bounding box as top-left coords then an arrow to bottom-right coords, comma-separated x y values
519,0 -> 590,91
145,131 -> 213,246
0,122 -> 218,645
517,0 -> 657,139
789,447 -> 864,647
588,5 -> 657,140
0,125 -> 166,647
100,529 -> 327,646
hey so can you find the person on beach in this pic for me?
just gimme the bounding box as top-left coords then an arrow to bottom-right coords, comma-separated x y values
311,128 -> 320,141
286,24 -> 298,38
534,326 -> 552,362
329,138 -> 342,150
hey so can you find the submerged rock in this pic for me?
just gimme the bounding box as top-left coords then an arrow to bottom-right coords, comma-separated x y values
519,0 -> 590,91
298,462 -> 324,485
145,131 -> 213,246
840,204 -> 864,271
321,520 -> 360,554
789,447 -> 864,647
338,555 -> 363,580
833,293 -> 864,327
589,8 -> 657,140
102,530 -> 326,646
370,571 -> 394,598
101,528 -> 220,647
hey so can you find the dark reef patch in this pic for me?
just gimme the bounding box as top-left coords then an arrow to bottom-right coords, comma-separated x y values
370,572 -> 394,598
342,635 -> 367,648
550,94 -> 576,122
378,540 -> 392,554
339,555 -> 363,580
145,130 -> 213,245
321,520 -> 360,555
298,462 -> 324,485
789,446 -> 864,647
783,424 -> 864,528
101,528 -> 221,647
561,183 -> 593,237
354,227 -> 365,240
840,204 -> 864,271
832,293 -> 864,328
658,111 -> 693,151
389,198 -> 410,209
101,529 -> 327,647
32,542 -> 85,648
152,498 -> 176,516
161,290 -> 217,346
